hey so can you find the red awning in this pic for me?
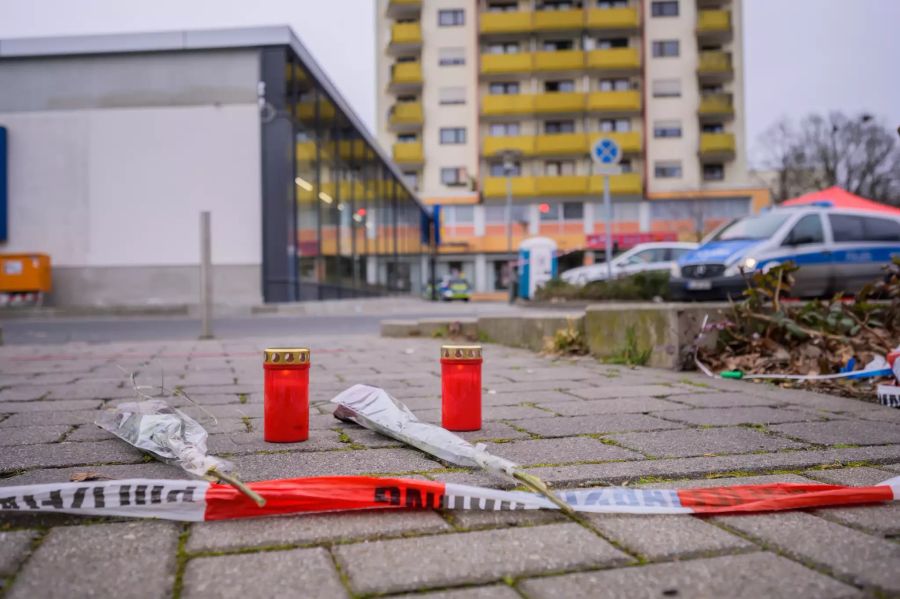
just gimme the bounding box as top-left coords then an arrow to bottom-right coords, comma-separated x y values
782,186 -> 900,216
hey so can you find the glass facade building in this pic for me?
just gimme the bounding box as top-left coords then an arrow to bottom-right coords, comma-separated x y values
261,45 -> 432,303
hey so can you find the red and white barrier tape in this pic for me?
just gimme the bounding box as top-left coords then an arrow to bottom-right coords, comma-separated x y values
1,475 -> 897,522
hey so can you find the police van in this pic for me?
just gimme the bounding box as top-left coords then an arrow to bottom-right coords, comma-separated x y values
669,204 -> 900,300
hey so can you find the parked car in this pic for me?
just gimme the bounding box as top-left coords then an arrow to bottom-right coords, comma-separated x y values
670,205 -> 900,300
560,242 -> 699,285
430,277 -> 471,301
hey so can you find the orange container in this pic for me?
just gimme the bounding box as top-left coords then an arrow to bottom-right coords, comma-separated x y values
0,254 -> 52,293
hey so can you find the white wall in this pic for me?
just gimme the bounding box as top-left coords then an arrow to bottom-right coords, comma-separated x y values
0,103 -> 261,268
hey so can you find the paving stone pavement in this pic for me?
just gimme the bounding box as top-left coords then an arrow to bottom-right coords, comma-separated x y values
1,333 -> 899,597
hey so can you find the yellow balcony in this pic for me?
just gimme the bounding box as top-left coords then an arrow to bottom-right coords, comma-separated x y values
534,92 -> 586,113
586,47 -> 640,71
536,175 -> 589,196
483,176 -> 537,198
482,94 -> 535,116
389,62 -> 423,89
533,9 -> 584,31
587,90 -> 641,113
296,141 -> 316,162
481,52 -> 533,75
699,133 -> 736,158
697,51 -> 733,79
480,11 -> 533,34
393,141 -> 424,164
483,136 -> 535,157
534,50 -> 585,71
535,133 -> 589,155
586,7 -> 640,30
698,93 -> 734,118
696,10 -> 732,37
390,22 -> 422,47
598,131 -> 641,154
389,102 -> 423,128
589,173 -> 643,195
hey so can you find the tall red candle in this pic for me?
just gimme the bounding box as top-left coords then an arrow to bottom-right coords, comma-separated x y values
263,347 -> 310,443
441,344 -> 483,431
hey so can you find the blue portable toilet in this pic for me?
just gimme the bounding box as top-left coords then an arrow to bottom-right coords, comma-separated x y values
518,237 -> 558,300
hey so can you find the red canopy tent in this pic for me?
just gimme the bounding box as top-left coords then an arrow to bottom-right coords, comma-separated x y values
782,186 -> 900,216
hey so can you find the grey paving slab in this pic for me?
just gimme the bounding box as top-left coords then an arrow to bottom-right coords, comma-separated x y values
426,469 -> 517,490
7,521 -> 180,599
182,547 -> 348,599
446,507 -> 566,530
207,430 -> 348,456
0,399 -> 103,413
229,448 -> 444,481
389,585 -> 521,599
0,425 -> 69,446
0,409 -> 103,427
507,414 -> 681,437
340,427 -> 404,448
519,552 -> 860,599
566,384 -> 696,400
1,462 -> 190,486
334,523 -> 632,595
639,473 -> 814,489
0,530 -> 37,576
589,514 -> 754,560
814,503 -> 900,536
452,422 -> 531,442
480,437 -> 642,466
484,389 -> 584,404
0,439 -> 146,472
665,391 -> 784,408
525,445 -> 900,486
608,427 -> 806,458
187,510 -> 450,553
538,396 -> 685,415
717,511 -> 900,593
770,420 -> 900,446
803,466 -> 898,486
65,424 -> 119,442
655,406 -> 824,426
0,386 -> 54,401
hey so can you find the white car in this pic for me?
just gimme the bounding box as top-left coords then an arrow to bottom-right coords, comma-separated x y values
561,242 -> 699,285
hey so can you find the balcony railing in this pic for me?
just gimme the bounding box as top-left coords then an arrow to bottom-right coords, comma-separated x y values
482,173 -> 643,198
480,52 -> 533,74
534,92 -> 587,113
389,62 -> 423,88
480,10 -> 533,34
390,22 -> 422,46
534,49 -> 585,71
535,133 -> 590,155
597,131 -> 641,154
699,133 -> 736,158
392,141 -> 424,164
697,51 -> 733,79
587,90 -> 641,113
585,7 -> 640,30
698,94 -> 734,118
480,7 -> 640,34
483,135 -> 536,157
482,94 -> 536,115
586,47 -> 641,71
388,102 -> 424,127
533,9 -> 584,31
696,10 -> 732,36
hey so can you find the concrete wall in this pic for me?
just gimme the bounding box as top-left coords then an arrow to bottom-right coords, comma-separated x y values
0,50 -> 263,306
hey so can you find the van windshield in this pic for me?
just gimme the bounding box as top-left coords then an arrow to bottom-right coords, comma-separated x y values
711,212 -> 790,241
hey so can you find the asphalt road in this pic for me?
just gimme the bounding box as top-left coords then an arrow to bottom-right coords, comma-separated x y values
0,305 -> 521,345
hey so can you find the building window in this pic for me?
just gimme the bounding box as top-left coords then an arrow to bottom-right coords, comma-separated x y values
652,78 -> 681,98
539,1 -> 579,10
438,47 -> 466,66
655,161 -> 682,178
439,127 -> 467,144
562,202 -> 584,220
546,120 -> 576,134
651,1 -> 679,17
402,171 -> 419,190
596,38 -> 628,49
539,202 -> 582,222
438,87 -> 466,105
441,167 -> 468,186
397,133 -> 418,142
489,81 -> 520,94
487,42 -> 519,54
597,0 -> 628,7
619,159 -> 633,173
652,40 -> 680,57
544,79 -> 575,92
489,161 -> 522,176
438,9 -> 465,26
487,1 -> 519,12
599,78 -> 631,91
489,123 -> 521,136
445,205 -> 475,225
545,160 -> 576,176
653,120 -> 682,138
599,118 -> 631,132
703,164 -> 725,181
702,123 -> 726,133
543,39 -> 575,51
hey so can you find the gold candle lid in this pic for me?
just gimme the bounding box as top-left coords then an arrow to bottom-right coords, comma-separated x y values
264,347 -> 311,365
441,345 -> 482,360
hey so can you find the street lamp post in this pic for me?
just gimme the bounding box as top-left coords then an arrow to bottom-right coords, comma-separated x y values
501,150 -> 520,254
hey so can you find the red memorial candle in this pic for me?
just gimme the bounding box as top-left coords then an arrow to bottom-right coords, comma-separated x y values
263,347 -> 310,443
441,344 -> 483,431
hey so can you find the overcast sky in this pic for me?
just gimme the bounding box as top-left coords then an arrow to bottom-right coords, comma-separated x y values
1,0 -> 898,165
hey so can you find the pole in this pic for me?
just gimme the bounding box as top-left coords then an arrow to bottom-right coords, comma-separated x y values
505,173 -> 513,254
603,175 -> 613,281
199,211 -> 213,340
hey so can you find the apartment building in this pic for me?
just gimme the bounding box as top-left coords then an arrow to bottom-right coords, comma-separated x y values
376,0 -> 768,293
